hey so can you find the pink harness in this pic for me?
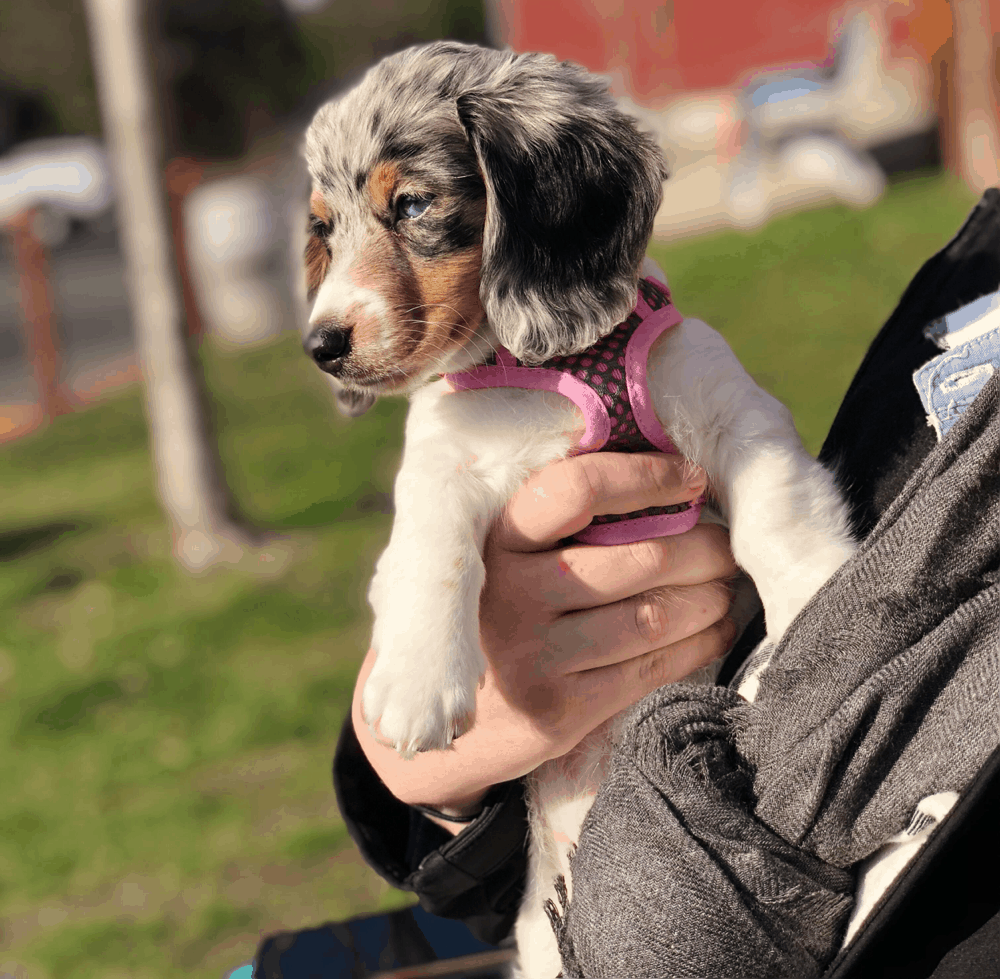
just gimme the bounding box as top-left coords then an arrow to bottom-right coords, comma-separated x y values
445,277 -> 704,545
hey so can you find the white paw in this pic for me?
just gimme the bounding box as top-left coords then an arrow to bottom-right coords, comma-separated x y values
364,543 -> 488,757
362,649 -> 481,758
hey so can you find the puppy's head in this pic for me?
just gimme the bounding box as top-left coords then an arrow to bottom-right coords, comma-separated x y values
303,42 -> 666,413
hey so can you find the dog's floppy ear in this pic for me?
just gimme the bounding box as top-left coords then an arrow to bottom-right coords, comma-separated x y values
455,54 -> 667,364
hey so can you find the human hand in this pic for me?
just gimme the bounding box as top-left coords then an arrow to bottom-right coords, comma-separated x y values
352,452 -> 737,829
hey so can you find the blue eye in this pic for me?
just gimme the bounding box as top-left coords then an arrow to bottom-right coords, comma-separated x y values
398,195 -> 431,220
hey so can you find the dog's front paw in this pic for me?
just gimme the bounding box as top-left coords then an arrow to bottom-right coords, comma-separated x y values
365,544 -> 488,757
362,652 -> 480,758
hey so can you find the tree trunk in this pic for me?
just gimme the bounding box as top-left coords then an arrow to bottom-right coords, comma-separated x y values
949,0 -> 1000,193
82,0 -> 254,571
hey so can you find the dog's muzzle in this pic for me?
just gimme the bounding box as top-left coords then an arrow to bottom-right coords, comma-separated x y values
305,325 -> 351,375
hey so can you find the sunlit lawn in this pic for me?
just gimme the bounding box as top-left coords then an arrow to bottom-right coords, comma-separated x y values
0,170 -> 976,978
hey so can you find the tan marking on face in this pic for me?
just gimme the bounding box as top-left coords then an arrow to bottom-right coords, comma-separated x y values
411,246 -> 485,348
367,162 -> 401,212
309,189 -> 330,224
305,237 -> 330,301
306,189 -> 331,301
339,238 -> 483,386
332,228 -> 422,380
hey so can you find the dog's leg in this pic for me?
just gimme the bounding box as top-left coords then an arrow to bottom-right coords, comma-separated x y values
514,836 -> 569,979
647,318 -> 856,664
513,725 -> 618,978
363,383 -> 580,757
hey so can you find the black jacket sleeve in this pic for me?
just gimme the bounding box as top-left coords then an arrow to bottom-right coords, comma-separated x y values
332,714 -> 528,945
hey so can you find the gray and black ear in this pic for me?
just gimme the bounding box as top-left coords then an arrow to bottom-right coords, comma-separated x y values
456,54 -> 667,364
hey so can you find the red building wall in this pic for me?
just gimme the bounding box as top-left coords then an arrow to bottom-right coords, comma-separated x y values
497,0 -> 1000,101
504,0 -> 842,100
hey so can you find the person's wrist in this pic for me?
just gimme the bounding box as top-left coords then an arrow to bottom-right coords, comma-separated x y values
410,788 -> 493,835
411,796 -> 487,823
411,787 -> 489,821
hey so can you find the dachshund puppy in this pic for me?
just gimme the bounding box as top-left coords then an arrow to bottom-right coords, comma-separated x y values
303,41 -> 856,978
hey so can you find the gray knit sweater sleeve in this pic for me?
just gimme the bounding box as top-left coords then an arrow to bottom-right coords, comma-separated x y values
556,344 -> 1000,978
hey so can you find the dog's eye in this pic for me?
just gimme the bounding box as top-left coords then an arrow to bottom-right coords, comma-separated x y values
397,195 -> 432,220
309,214 -> 330,237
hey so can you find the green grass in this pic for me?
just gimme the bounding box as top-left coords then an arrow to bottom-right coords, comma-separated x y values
650,172 -> 977,454
0,171 -> 977,978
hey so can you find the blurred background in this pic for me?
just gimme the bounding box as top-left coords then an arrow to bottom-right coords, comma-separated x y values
0,1 -> 995,977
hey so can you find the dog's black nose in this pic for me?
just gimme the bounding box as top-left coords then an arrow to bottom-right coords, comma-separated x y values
305,326 -> 351,373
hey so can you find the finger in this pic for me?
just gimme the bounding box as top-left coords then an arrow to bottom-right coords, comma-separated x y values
489,523 -> 737,616
491,452 -> 707,553
543,578 -> 732,676
571,614 -> 737,717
